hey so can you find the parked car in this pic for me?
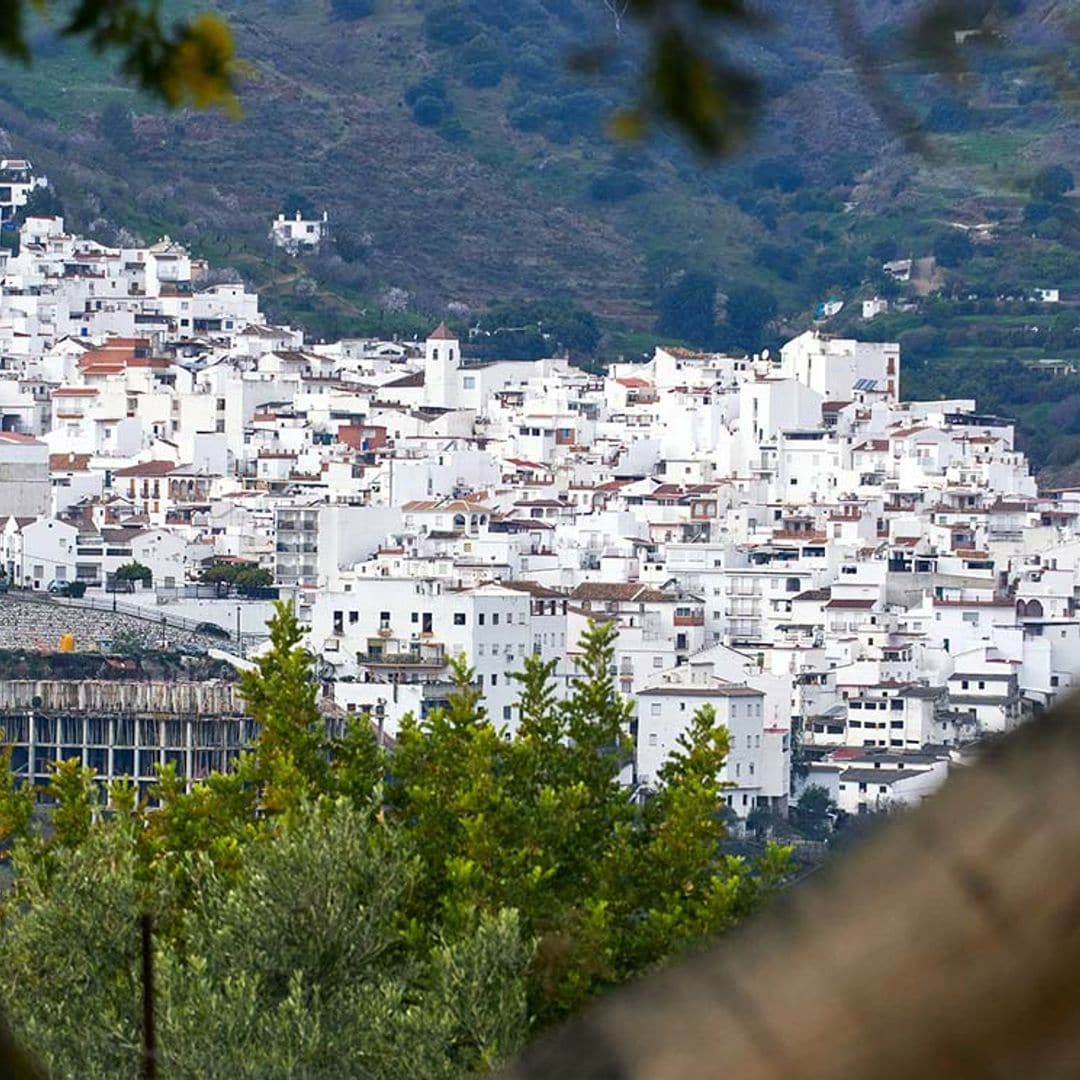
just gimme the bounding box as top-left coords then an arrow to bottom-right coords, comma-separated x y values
47,580 -> 86,597
194,621 -> 232,640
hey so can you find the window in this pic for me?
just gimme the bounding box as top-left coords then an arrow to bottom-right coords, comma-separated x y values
411,612 -> 419,623
478,613 -> 485,626
503,706 -> 512,720
379,611 -> 390,626
492,613 -> 500,626
491,674 -> 498,686
648,733 -> 657,746
650,703 -> 661,716
463,376 -> 476,390
453,612 -> 466,625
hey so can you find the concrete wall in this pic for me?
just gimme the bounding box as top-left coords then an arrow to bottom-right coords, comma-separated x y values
0,679 -> 243,714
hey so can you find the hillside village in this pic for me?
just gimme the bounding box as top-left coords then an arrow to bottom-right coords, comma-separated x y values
2,202 -> 1078,824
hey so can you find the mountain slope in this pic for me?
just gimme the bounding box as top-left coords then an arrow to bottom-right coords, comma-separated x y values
0,0 -> 1076,342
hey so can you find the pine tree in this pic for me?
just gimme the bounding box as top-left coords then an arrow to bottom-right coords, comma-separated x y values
239,600 -> 329,797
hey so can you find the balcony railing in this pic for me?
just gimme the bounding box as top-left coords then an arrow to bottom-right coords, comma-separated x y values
673,613 -> 705,626
728,585 -> 761,597
355,652 -> 448,667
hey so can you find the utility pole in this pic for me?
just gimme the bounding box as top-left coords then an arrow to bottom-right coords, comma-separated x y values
140,913 -> 157,1080
236,604 -> 241,653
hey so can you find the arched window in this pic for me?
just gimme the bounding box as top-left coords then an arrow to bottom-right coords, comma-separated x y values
452,513 -> 466,529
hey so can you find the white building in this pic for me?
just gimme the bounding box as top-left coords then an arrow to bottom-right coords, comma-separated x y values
270,211 -> 329,254
0,432 -> 49,517
635,681 -> 779,819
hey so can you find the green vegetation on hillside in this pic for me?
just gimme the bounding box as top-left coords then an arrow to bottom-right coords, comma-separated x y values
1,2 -> 1073,332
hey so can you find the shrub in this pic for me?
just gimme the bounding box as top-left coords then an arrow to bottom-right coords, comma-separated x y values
655,271 -> 718,346
424,4 -> 479,46
924,97 -> 974,133
589,170 -> 647,203
1031,163 -> 1074,201
751,156 -> 804,193
99,102 -> 136,152
404,73 -> 448,106
933,230 -> 974,268
463,59 -> 503,88
329,0 -> 374,18
411,95 -> 446,127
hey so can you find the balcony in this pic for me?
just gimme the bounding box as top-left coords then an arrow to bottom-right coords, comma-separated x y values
726,600 -> 761,616
355,652 -> 448,668
673,612 -> 705,627
727,584 -> 761,598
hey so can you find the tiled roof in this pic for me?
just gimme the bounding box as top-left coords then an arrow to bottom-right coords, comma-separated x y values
571,582 -> 675,604
111,460 -> 177,477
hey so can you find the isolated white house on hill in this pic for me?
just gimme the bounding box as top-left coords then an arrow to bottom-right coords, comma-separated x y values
270,211 -> 329,254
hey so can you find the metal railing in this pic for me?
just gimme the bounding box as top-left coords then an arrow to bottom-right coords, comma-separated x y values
43,593 -> 264,654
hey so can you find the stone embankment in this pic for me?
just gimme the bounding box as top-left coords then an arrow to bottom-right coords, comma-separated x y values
0,593 -> 224,653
